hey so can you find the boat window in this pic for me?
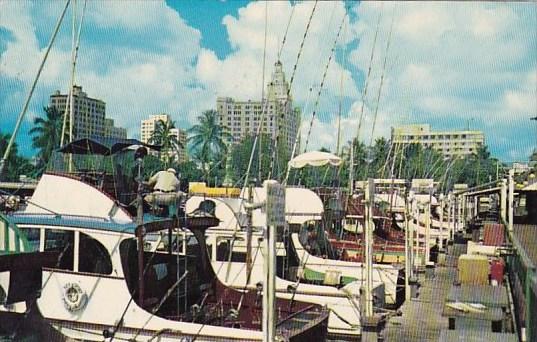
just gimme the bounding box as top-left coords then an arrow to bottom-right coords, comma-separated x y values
216,237 -> 246,262
78,233 -> 112,275
44,229 -> 74,271
23,228 -> 40,252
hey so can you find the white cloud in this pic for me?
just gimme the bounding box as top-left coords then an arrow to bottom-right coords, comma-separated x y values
1,1 -> 535,162
196,1 -> 359,104
348,1 -> 536,159
0,1 -> 212,139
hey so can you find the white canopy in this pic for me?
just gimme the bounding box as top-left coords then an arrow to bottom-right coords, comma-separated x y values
288,151 -> 342,169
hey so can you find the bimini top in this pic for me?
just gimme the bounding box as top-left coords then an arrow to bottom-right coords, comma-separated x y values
58,137 -> 161,156
288,151 -> 342,168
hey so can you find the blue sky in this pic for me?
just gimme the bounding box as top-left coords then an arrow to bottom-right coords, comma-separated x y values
0,1 -> 536,162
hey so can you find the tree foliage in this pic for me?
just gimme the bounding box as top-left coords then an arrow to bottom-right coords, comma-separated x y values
187,110 -> 231,182
29,106 -> 67,169
0,132 -> 33,181
148,119 -> 183,168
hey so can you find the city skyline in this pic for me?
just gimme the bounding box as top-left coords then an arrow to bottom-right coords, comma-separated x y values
1,1 -> 535,162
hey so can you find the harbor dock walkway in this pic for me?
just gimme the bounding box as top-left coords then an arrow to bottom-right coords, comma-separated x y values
383,244 -> 466,341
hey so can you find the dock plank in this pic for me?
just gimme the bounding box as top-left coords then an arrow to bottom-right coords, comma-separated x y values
383,244 -> 466,342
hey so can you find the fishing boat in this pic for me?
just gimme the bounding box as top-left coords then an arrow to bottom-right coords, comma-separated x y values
0,139 -> 329,342
186,192 -> 398,340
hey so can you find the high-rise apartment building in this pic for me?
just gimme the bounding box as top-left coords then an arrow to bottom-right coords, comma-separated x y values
50,85 -> 126,141
104,118 -> 127,140
216,61 -> 301,154
140,114 -> 187,163
391,124 -> 485,159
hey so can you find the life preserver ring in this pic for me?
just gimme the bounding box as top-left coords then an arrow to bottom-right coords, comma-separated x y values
62,283 -> 87,312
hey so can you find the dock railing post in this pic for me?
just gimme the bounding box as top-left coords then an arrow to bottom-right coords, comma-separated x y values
439,194 -> 444,250
508,169 -> 514,232
405,191 -> 413,301
500,179 -> 507,223
447,192 -> 452,242
263,181 -> 283,342
364,178 -> 374,317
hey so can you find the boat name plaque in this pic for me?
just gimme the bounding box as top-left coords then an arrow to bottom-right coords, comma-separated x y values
266,182 -> 285,226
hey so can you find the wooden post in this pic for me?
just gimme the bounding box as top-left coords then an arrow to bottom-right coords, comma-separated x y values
364,178 -> 374,317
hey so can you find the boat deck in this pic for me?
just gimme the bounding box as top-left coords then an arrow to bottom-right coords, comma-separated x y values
383,243 -> 467,342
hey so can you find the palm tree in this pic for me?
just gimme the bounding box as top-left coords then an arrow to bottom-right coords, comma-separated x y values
0,132 -> 34,181
30,106 -> 66,168
187,110 -> 232,182
149,119 -> 183,167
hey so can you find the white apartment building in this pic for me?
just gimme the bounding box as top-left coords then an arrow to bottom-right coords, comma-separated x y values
140,114 -> 187,163
391,124 -> 485,159
50,85 -> 111,140
216,61 -> 301,155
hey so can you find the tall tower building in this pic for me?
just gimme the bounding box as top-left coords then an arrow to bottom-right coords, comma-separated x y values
140,114 -> 187,163
216,61 -> 301,155
50,85 -> 106,139
49,85 -> 126,141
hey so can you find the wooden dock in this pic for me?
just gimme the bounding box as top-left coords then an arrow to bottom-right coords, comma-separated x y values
383,244 -> 467,342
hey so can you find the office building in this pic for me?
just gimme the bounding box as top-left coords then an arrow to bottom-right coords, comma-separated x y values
50,85 -> 126,141
104,118 -> 127,140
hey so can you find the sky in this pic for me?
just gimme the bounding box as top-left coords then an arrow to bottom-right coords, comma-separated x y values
0,1 -> 536,162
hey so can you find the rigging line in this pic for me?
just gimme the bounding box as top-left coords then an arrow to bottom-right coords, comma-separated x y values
108,227 -> 178,342
0,0 -> 71,180
60,0 -> 77,147
380,138 -> 394,178
131,271 -> 189,340
61,0 -> 87,146
302,12 -> 347,155
277,3 -> 295,61
258,0 -> 268,183
336,20 -> 348,157
365,8 -> 395,178
226,95 -> 271,274
225,1 -> 318,293
354,7 -> 383,146
269,0 -> 318,180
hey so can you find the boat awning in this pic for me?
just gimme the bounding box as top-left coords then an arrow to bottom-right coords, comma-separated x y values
0,213 -> 30,255
288,151 -> 342,168
58,137 -> 161,156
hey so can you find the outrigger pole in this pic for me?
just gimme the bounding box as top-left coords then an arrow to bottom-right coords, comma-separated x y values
0,0 -> 71,180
